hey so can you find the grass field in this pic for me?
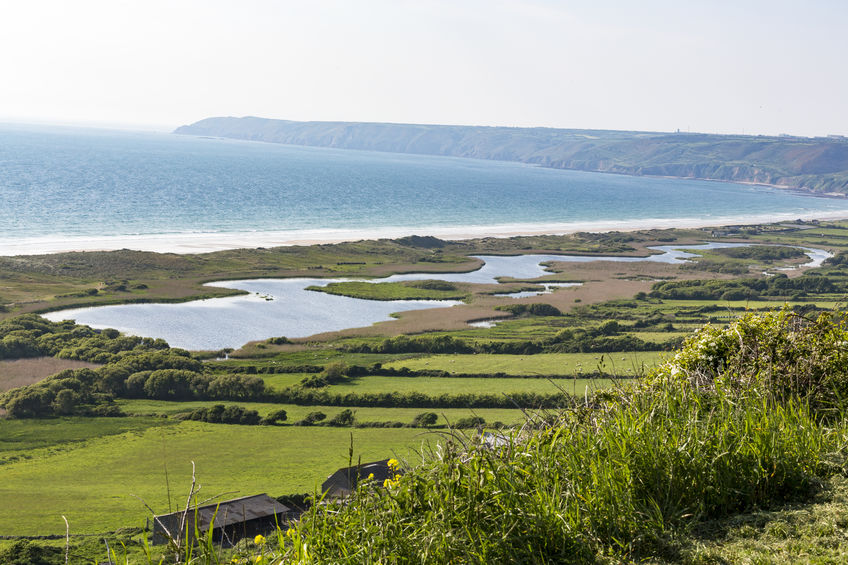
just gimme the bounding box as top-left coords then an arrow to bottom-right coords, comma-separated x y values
115,399 -> 528,426
326,375 -> 617,396
384,352 -> 665,376
0,417 -> 174,462
0,421 -> 432,536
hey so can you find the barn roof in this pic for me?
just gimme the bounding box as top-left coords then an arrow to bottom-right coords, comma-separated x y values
154,493 -> 290,531
322,459 -> 394,496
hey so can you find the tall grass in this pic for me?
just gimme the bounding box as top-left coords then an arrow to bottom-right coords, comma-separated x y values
255,381 -> 846,564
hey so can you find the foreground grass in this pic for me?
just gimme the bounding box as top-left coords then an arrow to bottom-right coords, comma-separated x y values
673,474 -> 848,564
258,387 -> 846,564
0,422 -> 428,536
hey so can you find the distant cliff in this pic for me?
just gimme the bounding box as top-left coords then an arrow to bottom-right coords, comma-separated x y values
175,117 -> 848,194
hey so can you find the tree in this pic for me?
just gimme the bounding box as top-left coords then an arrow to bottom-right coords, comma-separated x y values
298,411 -> 327,426
261,408 -> 288,425
52,389 -> 78,415
412,412 -> 438,427
327,409 -> 355,427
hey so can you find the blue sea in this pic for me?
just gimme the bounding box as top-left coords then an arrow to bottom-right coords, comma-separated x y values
3,123 -> 848,255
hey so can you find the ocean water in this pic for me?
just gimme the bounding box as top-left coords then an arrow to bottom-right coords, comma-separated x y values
3,123 -> 848,255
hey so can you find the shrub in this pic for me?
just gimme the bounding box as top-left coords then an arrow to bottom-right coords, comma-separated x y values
297,411 -> 327,426
649,309 -> 848,415
454,416 -> 486,428
327,409 -> 355,427
259,408 -> 286,426
411,412 -> 439,427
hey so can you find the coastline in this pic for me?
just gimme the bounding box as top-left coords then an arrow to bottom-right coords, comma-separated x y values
4,210 -> 848,257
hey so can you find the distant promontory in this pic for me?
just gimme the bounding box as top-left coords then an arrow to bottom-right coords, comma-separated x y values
175,117 -> 848,194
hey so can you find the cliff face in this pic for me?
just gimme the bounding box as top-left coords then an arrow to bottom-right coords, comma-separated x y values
175,117 -> 848,194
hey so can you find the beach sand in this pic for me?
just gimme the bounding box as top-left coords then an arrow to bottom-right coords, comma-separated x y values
3,210 -> 848,256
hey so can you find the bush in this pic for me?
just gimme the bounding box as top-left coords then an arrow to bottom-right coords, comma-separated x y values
454,416 -> 486,429
296,411 -> 327,426
498,303 -> 562,317
411,412 -> 439,427
261,408 -> 288,425
327,409 -> 355,427
649,309 -> 848,415
183,404 -> 261,425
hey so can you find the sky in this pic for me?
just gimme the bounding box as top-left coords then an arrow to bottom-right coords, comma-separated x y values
0,0 -> 846,136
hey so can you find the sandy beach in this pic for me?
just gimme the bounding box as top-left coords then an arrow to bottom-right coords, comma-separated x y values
3,210 -> 848,257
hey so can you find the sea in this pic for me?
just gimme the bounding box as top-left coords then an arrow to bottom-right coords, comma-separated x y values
4,122 -> 848,256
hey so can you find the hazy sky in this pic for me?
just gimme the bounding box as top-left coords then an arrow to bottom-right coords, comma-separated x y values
1,0 -> 846,135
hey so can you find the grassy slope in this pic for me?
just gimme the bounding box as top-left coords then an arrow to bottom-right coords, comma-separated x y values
177,117 -> 848,193
0,422 -> 428,536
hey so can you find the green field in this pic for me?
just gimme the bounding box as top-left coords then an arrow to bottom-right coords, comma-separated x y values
116,399 -> 528,425
0,417 -> 174,463
384,352 -> 665,376
4,223 -> 848,556
0,421 -> 430,536
326,375 -> 616,396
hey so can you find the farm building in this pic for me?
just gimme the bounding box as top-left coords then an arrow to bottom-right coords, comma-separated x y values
151,493 -> 290,546
322,459 -> 395,498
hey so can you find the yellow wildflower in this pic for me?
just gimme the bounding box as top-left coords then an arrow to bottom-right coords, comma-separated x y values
387,458 -> 399,470
254,534 -> 266,545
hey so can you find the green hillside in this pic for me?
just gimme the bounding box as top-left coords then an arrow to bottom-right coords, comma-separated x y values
176,117 -> 848,193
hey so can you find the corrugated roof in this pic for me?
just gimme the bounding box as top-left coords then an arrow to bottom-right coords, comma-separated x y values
155,494 -> 290,530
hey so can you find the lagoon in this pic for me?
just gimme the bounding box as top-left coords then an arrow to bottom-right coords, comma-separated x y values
44,244 -> 830,350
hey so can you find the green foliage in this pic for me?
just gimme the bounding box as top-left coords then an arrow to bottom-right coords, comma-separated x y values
327,408 -> 356,427
179,404 -> 261,425
0,540 -> 64,565
650,273 -> 838,300
411,412 -> 438,427
715,245 -> 806,261
497,303 -> 562,317
260,408 -> 288,425
299,362 -> 351,388
297,411 -> 327,426
453,415 -> 485,428
307,280 -> 467,301
352,334 -> 474,354
650,309 -> 848,414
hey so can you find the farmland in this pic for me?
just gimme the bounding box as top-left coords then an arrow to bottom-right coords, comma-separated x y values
4,221 -> 848,561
